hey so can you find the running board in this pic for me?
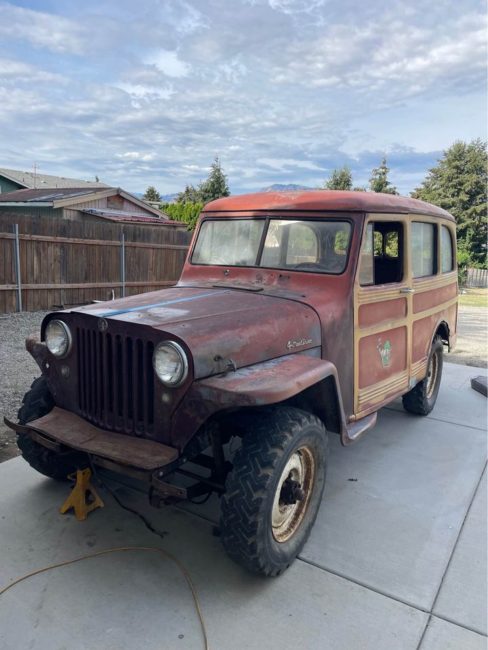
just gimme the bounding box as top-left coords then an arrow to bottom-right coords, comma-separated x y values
343,412 -> 377,445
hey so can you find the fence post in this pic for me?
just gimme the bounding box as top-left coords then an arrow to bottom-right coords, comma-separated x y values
120,231 -> 126,298
13,223 -> 22,312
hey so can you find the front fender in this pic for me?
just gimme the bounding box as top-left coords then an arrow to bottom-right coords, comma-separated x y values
171,354 -> 348,449
198,353 -> 340,405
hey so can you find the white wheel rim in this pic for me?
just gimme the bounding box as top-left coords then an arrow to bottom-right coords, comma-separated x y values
271,446 -> 315,543
426,350 -> 439,399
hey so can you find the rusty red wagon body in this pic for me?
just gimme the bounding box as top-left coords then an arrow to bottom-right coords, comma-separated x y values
6,190 -> 458,575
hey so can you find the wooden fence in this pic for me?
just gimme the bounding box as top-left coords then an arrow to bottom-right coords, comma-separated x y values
0,214 -> 192,313
466,267 -> 488,288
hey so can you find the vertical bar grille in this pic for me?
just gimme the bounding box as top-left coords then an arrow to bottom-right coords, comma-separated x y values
77,326 -> 154,435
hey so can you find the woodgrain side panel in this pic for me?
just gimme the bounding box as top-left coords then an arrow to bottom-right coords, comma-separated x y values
413,281 -> 457,313
359,297 -> 407,327
358,325 -> 407,389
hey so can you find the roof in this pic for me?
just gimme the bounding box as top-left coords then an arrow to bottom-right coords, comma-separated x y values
82,208 -> 182,225
0,186 -> 169,220
204,190 -> 454,221
0,167 -> 110,189
0,187 -> 106,202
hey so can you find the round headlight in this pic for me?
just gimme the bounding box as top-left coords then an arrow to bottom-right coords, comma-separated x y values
153,341 -> 188,387
45,320 -> 72,358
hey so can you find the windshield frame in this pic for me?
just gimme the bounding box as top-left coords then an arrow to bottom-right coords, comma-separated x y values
190,215 -> 354,275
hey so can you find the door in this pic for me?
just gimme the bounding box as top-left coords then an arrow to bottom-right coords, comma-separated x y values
353,215 -> 411,417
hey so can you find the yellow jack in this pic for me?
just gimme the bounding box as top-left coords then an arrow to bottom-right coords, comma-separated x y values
60,468 -> 104,521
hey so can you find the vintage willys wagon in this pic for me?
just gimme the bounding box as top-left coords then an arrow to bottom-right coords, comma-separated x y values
6,191 -> 458,575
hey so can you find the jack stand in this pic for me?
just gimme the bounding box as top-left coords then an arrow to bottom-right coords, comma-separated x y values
60,468 -> 104,521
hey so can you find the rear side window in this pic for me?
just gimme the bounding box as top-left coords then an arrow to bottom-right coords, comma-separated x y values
359,221 -> 404,286
441,226 -> 454,272
412,222 -> 436,278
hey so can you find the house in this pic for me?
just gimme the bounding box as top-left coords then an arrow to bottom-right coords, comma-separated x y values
0,167 -> 109,194
0,186 -> 174,225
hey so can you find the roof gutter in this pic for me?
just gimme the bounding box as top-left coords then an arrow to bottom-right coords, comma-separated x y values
0,202 -> 53,207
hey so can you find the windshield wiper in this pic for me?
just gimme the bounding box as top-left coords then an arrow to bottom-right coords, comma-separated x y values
212,282 -> 263,292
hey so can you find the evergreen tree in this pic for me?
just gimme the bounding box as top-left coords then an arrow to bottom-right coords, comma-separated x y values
143,186 -> 161,202
324,166 -> 353,190
176,184 -> 201,203
199,157 -> 230,203
369,157 -> 398,194
412,140 -> 487,267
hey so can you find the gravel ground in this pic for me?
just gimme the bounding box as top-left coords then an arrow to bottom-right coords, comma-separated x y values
0,311 -> 49,462
445,306 -> 488,368
0,304 -> 486,463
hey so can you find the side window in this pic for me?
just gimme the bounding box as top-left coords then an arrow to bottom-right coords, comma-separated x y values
441,225 -> 454,272
412,222 -> 436,278
359,221 -> 404,286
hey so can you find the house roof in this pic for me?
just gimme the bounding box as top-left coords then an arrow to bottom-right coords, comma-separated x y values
0,187 -> 169,219
0,167 -> 110,189
0,187 -> 105,202
82,208 -> 182,225
204,190 -> 454,221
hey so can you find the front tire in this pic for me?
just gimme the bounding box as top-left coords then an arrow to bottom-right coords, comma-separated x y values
220,407 -> 328,576
17,376 -> 82,481
403,336 -> 443,415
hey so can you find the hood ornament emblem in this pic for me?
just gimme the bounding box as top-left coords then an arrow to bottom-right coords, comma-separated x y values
98,318 -> 109,332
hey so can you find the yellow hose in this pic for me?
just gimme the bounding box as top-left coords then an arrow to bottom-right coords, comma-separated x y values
0,545 -> 209,650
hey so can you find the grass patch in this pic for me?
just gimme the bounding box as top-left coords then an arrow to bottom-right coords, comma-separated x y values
459,288 -> 488,308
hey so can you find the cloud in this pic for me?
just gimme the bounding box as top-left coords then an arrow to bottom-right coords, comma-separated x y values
0,0 -> 485,197
269,11 -> 487,99
0,2 -> 86,54
0,58 -> 65,83
144,50 -> 191,78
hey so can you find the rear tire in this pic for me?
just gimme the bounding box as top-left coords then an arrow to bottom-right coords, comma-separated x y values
403,336 -> 443,415
220,407 -> 328,576
17,376 -> 82,481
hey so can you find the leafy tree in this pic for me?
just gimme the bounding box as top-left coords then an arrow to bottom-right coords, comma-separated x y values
143,186 -> 161,202
161,201 -> 204,231
353,186 -> 367,192
412,139 -> 487,267
199,156 -> 230,203
369,157 -> 398,194
324,166 -> 353,190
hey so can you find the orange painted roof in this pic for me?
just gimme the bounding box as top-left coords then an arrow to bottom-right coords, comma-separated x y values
204,190 -> 454,221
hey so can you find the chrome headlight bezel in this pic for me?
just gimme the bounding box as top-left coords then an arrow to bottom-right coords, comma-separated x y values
152,341 -> 189,387
45,319 -> 72,358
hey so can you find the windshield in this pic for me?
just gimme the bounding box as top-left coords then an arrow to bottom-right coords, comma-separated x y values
192,218 -> 352,274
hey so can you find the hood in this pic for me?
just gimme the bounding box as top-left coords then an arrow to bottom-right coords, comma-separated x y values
73,286 -> 321,379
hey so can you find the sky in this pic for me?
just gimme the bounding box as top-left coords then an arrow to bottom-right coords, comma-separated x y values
0,0 -> 486,196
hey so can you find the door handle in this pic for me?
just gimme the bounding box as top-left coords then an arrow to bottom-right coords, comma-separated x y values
400,287 -> 415,294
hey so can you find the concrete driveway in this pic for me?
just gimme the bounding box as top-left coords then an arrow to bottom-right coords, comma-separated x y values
0,362 -> 486,650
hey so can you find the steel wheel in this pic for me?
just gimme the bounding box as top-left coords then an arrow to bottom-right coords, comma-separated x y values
426,350 -> 439,399
220,407 -> 328,576
271,447 -> 315,543
403,335 -> 444,416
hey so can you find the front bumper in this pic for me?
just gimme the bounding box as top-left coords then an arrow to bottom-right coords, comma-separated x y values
5,407 -> 179,472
